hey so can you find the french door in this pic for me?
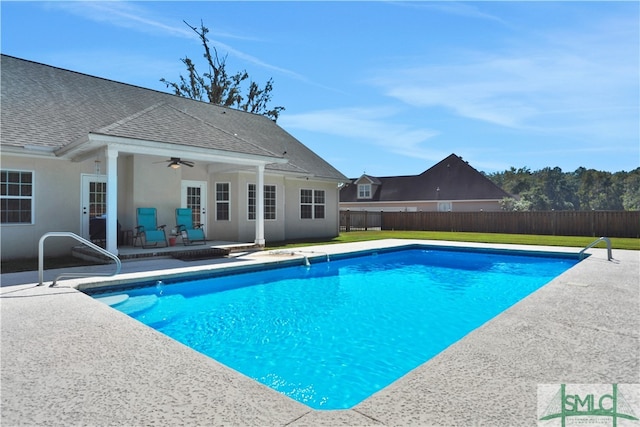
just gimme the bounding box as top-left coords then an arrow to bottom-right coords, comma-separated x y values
81,174 -> 107,239
181,180 -> 207,232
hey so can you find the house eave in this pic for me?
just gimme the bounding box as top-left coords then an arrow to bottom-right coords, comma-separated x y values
55,133 -> 288,166
289,173 -> 349,184
226,168 -> 345,184
1,145 -> 59,159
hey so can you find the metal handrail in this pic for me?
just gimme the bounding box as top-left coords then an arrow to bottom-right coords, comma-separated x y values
38,232 -> 121,287
579,236 -> 613,261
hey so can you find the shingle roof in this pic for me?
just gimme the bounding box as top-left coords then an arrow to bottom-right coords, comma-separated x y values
1,54 -> 347,181
340,154 -> 511,202
355,175 -> 382,185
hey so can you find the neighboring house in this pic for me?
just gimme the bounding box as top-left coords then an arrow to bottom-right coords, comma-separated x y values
340,154 -> 511,212
1,55 -> 348,259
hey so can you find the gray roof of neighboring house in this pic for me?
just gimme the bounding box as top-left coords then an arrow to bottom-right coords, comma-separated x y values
1,54 -> 347,181
340,154 -> 511,202
355,175 -> 382,185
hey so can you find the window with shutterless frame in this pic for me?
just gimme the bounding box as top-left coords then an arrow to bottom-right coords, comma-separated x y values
248,184 -> 276,220
300,188 -> 325,219
215,182 -> 230,221
358,183 -> 371,199
1,170 -> 33,224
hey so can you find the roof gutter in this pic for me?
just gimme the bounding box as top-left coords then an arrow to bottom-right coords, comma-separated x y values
1,145 -> 58,159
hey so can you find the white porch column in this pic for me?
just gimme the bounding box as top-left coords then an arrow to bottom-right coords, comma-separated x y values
105,148 -> 119,255
255,164 -> 265,246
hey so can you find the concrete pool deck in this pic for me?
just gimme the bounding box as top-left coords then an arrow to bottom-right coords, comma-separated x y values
1,239 -> 638,426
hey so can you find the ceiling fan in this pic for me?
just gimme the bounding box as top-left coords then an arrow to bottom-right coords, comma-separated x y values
155,157 -> 195,169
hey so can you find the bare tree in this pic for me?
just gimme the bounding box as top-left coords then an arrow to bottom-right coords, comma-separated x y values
161,20 -> 285,122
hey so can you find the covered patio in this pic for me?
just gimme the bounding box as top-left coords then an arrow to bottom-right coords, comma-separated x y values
65,128 -> 288,257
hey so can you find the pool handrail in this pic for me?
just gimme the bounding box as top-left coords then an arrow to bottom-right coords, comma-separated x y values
38,232 -> 122,287
579,236 -> 613,261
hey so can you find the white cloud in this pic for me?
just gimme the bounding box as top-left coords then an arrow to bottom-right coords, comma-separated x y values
401,1 -> 509,26
280,107 -> 445,162
48,1 -> 307,81
368,15 -> 639,141
49,2 -> 195,38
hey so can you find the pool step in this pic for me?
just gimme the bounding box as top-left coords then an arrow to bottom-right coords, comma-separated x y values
96,293 -> 189,325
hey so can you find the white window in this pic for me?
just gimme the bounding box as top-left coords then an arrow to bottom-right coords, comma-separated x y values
248,184 -> 276,220
358,183 -> 371,199
301,189 -> 325,219
1,170 -> 33,224
264,185 -> 276,220
215,182 -> 230,221
437,201 -> 452,212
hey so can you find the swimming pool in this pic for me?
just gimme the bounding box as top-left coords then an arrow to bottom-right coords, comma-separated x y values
91,246 -> 579,410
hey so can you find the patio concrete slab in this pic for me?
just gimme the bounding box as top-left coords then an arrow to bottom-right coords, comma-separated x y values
354,244 -> 640,426
1,285 -> 310,426
1,239 -> 638,426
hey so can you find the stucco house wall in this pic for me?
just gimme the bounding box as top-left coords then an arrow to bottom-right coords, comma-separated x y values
281,179 -> 340,241
1,155 -> 93,258
235,172 -> 286,243
0,156 -> 344,262
1,153 -> 343,259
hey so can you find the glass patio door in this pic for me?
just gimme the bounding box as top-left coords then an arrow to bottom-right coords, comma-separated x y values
81,174 -> 107,239
181,180 -> 207,233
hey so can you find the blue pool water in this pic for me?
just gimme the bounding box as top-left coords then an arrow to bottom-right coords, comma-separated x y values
92,247 -> 578,410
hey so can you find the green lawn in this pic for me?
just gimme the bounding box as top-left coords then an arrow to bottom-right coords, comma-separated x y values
266,231 -> 640,251
2,231 -> 637,274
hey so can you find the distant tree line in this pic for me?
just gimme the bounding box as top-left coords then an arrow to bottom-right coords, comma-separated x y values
486,166 -> 640,211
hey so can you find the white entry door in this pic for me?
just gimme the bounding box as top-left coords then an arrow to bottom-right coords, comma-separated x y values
181,180 -> 207,232
81,174 -> 108,239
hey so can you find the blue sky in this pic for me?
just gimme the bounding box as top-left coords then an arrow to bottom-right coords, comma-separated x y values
2,1 -> 638,177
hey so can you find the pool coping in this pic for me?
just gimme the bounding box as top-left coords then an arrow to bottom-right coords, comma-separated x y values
1,239 -> 638,426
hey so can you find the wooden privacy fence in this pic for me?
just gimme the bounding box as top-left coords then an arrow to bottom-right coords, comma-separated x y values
340,210 -> 640,238
340,210 -> 382,231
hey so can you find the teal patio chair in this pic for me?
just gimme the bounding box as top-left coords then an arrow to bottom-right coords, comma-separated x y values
175,208 -> 206,246
135,207 -> 168,248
